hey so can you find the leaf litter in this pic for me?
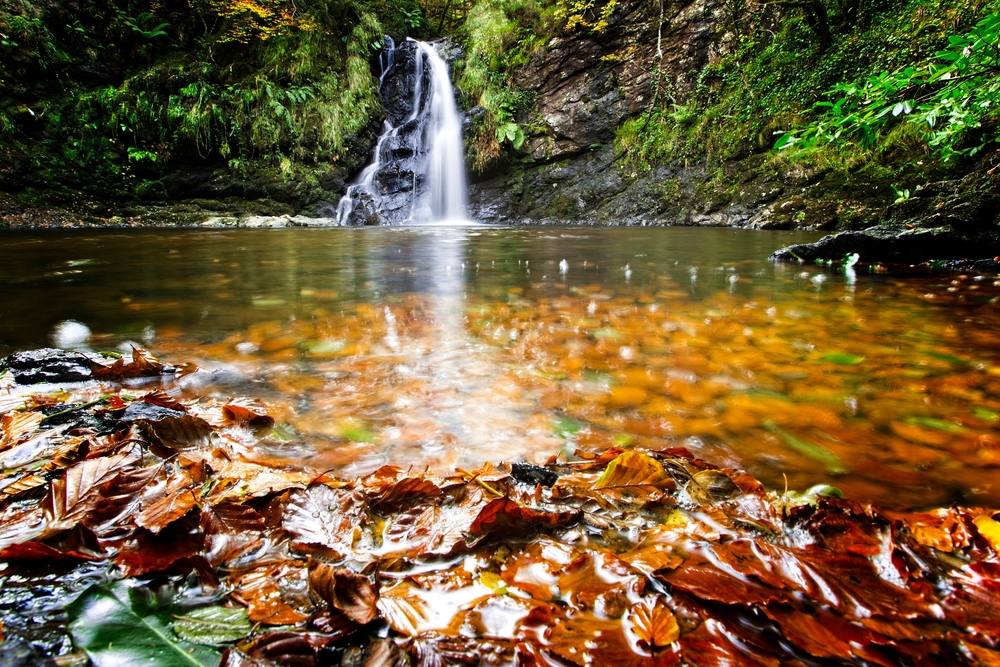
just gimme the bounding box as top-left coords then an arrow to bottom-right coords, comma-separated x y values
0,349 -> 998,665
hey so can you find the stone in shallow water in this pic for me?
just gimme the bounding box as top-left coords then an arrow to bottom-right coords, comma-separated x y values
1,348 -> 93,385
510,461 -> 559,487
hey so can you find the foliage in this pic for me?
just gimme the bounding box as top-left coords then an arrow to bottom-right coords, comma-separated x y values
0,345 -> 998,664
0,0 -> 420,196
457,0 -> 540,167
553,0 -> 617,34
776,13 -> 1000,160
615,0 -> 995,182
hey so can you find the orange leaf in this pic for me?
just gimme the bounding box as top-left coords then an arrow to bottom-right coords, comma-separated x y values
628,597 -> 680,648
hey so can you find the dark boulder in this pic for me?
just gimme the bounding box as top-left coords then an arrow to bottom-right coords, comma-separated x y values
1,348 -> 93,385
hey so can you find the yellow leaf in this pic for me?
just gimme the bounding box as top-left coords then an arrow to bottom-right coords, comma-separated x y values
629,597 -> 680,647
593,451 -> 666,489
974,515 -> 1000,552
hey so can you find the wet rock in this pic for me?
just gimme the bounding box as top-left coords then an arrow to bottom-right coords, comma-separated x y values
121,402 -> 186,423
2,348 -> 93,385
770,226 -> 977,263
771,167 -> 1000,263
0,639 -> 59,667
511,462 -> 559,487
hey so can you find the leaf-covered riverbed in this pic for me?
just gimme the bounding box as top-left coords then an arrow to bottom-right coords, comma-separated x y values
0,348 -> 999,666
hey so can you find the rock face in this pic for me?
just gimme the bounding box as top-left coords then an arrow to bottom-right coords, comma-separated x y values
469,0 -> 740,224
770,169 -> 1000,263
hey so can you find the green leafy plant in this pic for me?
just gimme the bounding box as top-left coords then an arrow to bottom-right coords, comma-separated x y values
776,13 -> 1000,161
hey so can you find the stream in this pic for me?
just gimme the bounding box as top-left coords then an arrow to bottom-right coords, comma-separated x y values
2,225 -> 1000,512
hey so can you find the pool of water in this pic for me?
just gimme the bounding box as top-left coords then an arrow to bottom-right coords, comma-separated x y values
3,225 -> 1000,511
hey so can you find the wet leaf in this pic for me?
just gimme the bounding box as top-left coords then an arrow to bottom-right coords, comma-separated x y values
819,352 -> 864,365
764,421 -> 847,474
67,583 -> 220,667
171,606 -> 252,646
375,476 -> 442,512
0,410 -> 43,449
904,416 -> 966,433
245,632 -> 316,667
90,346 -> 165,379
628,597 -> 680,648
469,497 -> 579,536
222,400 -> 274,429
308,562 -> 379,624
593,451 -> 667,489
974,515 -> 1000,553
44,448 -> 140,531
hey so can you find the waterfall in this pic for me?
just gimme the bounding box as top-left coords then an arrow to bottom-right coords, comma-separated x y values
334,38 -> 468,225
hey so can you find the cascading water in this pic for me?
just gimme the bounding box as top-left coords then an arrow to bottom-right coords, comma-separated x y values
334,38 -> 468,225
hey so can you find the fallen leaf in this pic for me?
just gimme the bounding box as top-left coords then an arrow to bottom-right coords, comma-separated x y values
171,606 -> 252,646
469,497 -> 579,537
593,451 -> 667,489
628,597 -> 680,648
308,562 -> 379,624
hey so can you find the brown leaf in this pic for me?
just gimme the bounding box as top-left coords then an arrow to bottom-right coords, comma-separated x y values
223,399 -> 275,429
113,522 -> 204,577
469,497 -> 579,536
90,346 -> 164,379
134,468 -> 199,533
245,581 -> 312,626
308,562 -> 379,625
593,451 -> 667,489
628,597 -> 680,648
283,485 -> 363,552
375,476 -> 443,512
84,464 -> 163,529
246,632 -> 317,667
202,502 -> 267,534
140,389 -> 187,412
43,448 -> 139,532
0,411 -> 43,450
140,414 -> 216,450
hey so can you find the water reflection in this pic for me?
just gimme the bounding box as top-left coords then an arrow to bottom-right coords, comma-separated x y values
3,227 -> 999,511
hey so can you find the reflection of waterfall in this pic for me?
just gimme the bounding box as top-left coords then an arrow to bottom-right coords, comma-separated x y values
334,38 -> 467,226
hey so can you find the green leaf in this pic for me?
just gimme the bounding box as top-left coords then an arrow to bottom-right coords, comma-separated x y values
67,584 -> 220,667
341,425 -> 377,443
904,416 -> 966,433
819,353 -> 864,365
552,416 -> 585,438
973,407 -> 999,423
922,350 -> 972,366
171,606 -> 251,646
764,421 -> 847,474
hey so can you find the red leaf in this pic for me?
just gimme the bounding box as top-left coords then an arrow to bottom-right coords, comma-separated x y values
469,498 -> 579,537
0,541 -> 97,564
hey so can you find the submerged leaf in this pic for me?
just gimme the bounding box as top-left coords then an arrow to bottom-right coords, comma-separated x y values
819,352 -> 864,365
171,606 -> 252,646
